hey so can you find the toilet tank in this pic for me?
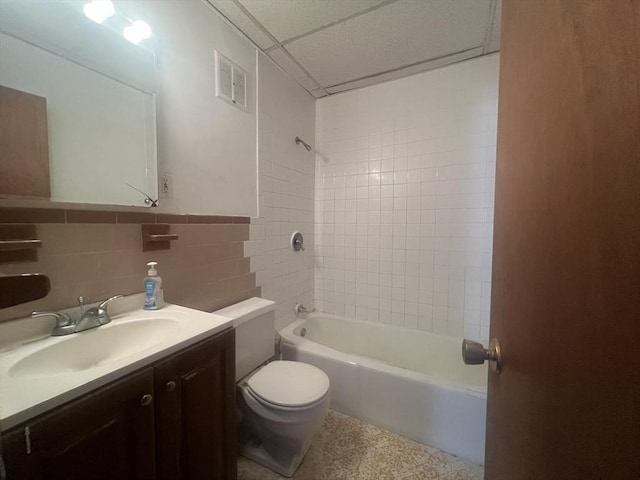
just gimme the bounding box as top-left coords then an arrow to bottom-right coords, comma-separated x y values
214,297 -> 276,381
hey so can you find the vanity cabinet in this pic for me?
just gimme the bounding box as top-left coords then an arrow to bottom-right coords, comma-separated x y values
1,368 -> 156,479
154,328 -> 236,480
1,328 -> 236,480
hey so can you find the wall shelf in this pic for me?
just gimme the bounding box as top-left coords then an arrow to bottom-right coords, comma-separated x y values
142,224 -> 179,251
0,225 -> 41,263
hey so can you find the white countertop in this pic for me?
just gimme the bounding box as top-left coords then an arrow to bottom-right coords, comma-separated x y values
0,301 -> 233,431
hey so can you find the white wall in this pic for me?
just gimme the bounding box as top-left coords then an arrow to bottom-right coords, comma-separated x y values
248,53 -> 315,330
315,54 -> 499,342
139,0 -> 257,216
0,0 -> 259,216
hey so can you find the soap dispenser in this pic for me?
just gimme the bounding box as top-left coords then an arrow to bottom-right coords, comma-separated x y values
143,261 -> 164,310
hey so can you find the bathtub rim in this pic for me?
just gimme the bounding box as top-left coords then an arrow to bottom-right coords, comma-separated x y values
279,315 -> 487,399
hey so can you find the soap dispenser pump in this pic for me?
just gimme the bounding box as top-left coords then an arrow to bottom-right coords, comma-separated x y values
143,261 -> 164,310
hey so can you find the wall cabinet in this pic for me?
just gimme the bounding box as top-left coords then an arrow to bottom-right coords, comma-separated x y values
1,329 -> 236,480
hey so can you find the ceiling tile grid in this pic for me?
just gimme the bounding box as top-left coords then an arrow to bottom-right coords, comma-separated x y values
284,0 -> 492,87
239,0 -> 389,43
486,0 -> 501,53
206,0 -> 501,98
267,47 -> 321,92
206,0 -> 276,49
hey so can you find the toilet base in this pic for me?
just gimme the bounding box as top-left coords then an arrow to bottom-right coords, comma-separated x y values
240,436 -> 312,477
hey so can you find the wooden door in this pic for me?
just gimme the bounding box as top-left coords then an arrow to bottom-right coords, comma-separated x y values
1,368 -> 156,480
154,329 -> 236,480
486,1 -> 640,478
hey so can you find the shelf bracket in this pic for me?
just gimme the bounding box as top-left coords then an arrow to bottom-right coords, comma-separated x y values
0,225 -> 42,263
142,224 -> 179,251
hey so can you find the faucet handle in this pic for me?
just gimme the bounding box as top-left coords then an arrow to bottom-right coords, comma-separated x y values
77,294 -> 123,330
31,311 -> 75,336
99,295 -> 124,311
294,304 -> 316,316
32,311 -> 72,324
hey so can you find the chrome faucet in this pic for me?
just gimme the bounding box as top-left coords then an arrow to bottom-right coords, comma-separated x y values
31,294 -> 123,336
31,311 -> 76,336
75,295 -> 123,332
294,304 -> 315,317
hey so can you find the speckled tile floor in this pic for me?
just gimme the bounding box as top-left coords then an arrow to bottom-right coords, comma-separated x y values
238,410 -> 484,480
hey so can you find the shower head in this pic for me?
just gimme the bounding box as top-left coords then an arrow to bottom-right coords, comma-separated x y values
295,136 -> 312,151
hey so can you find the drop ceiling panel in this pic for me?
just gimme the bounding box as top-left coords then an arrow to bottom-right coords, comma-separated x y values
267,48 -> 321,94
238,0 -> 388,43
205,0 -> 275,49
285,0 -> 492,88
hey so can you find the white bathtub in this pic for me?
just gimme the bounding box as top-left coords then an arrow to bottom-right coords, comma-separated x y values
279,314 -> 487,465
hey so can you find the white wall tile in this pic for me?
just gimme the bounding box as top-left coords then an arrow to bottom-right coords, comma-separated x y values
252,54 -> 315,331
315,55 -> 498,343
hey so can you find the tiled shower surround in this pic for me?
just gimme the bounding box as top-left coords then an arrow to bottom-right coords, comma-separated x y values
314,55 -> 498,342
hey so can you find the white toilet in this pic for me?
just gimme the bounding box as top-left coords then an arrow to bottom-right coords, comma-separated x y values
215,298 -> 330,477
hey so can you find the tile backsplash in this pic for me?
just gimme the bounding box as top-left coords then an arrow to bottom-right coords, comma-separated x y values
315,54 -> 499,342
0,208 -> 258,321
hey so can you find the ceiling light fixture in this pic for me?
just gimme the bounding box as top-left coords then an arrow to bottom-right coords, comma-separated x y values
83,0 -> 114,24
123,20 -> 152,45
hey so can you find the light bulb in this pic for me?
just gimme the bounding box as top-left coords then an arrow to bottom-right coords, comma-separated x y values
83,0 -> 114,24
123,20 -> 152,45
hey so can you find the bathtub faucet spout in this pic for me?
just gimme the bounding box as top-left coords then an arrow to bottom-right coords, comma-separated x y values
294,304 -> 316,317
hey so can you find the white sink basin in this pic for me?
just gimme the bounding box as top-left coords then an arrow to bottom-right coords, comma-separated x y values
0,300 -> 234,431
9,318 -> 180,378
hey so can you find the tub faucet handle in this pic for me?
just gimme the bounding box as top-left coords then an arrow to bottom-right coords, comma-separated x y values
294,304 -> 315,316
291,232 -> 305,252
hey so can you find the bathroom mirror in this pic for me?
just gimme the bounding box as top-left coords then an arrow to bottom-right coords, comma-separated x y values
0,0 -> 157,207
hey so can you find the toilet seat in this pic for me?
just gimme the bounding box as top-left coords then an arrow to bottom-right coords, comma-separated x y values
246,360 -> 330,409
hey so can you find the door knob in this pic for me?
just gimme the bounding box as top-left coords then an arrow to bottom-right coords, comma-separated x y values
462,338 -> 502,373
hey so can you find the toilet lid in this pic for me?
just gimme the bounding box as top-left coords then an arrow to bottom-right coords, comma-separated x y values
247,361 -> 330,408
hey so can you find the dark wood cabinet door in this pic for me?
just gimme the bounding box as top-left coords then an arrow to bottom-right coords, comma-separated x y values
1,368 -> 156,480
154,329 -> 236,480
